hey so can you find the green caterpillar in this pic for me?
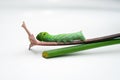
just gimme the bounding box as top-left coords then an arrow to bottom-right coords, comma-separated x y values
36,31 -> 86,43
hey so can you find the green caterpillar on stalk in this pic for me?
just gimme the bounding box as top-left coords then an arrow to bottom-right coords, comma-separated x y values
36,31 -> 86,43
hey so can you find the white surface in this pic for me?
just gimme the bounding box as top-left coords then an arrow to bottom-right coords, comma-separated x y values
0,1 -> 120,80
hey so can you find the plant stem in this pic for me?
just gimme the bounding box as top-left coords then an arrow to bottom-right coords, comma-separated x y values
42,38 -> 120,58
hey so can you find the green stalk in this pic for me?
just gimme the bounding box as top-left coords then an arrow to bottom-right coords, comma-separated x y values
42,39 -> 120,58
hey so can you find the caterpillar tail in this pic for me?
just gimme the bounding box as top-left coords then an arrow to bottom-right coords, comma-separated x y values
79,31 -> 86,41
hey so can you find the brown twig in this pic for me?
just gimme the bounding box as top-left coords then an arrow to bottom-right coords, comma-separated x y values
21,21 -> 120,49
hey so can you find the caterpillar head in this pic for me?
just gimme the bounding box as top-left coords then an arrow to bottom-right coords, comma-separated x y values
36,32 -> 50,41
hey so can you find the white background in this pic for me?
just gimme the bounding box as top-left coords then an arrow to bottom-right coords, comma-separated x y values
0,0 -> 120,80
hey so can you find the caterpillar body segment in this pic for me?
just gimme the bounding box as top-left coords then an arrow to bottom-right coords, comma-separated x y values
36,31 -> 86,43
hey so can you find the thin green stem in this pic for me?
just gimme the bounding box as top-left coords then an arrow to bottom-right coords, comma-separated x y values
42,39 -> 120,58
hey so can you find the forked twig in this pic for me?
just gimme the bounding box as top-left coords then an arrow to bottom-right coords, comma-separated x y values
21,21 -> 120,50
